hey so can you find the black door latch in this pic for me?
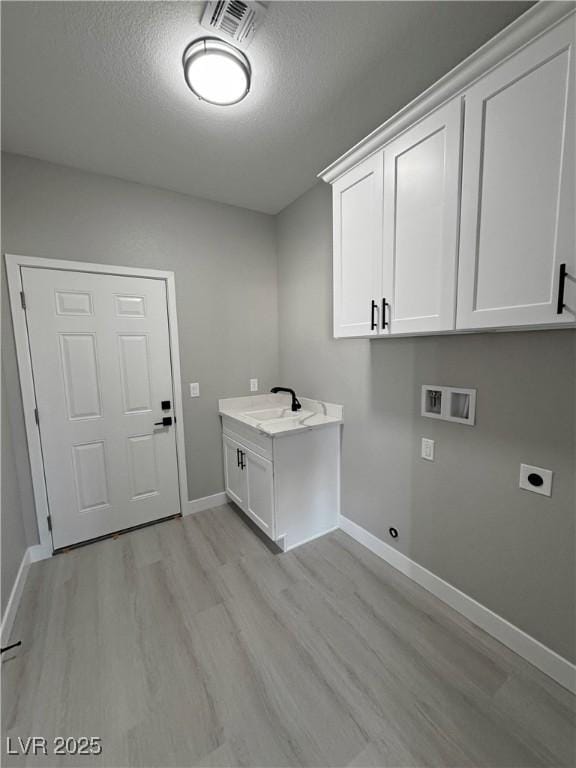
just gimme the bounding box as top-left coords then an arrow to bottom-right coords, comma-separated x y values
154,416 -> 173,427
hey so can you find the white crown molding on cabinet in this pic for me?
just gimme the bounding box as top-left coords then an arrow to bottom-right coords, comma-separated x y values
319,2 -> 575,183
340,515 -> 576,695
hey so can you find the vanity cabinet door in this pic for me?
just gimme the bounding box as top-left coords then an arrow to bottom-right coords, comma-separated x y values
244,448 -> 275,539
383,98 -> 462,334
223,434 -> 247,509
457,16 -> 575,329
332,153 -> 384,337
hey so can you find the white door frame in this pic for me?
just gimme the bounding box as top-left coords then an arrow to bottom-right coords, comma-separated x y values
5,253 -> 189,556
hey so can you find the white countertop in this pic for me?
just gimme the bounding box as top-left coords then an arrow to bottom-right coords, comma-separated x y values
219,394 -> 343,437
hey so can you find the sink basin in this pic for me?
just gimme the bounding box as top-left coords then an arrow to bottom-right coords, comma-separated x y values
242,407 -> 313,423
219,395 -> 343,438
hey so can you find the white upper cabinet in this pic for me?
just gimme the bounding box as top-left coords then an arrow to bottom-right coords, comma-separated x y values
383,99 -> 462,334
332,153 -> 383,337
323,6 -> 575,339
457,16 -> 575,329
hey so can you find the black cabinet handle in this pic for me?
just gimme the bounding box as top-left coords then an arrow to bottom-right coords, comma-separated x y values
154,416 -> 172,427
381,298 -> 389,329
370,300 -> 377,331
240,451 -> 246,470
236,448 -> 241,468
557,263 -> 567,315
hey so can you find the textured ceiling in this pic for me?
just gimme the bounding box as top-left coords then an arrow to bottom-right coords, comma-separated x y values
2,1 -> 532,214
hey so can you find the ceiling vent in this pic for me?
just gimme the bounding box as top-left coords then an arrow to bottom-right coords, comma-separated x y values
200,1 -> 266,48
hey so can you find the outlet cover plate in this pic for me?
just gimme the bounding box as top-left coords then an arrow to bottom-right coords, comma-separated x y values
250,378 -> 258,392
519,464 -> 553,496
190,382 -> 200,398
421,438 -> 435,461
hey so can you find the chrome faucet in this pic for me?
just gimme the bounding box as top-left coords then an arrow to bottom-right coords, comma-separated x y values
270,386 -> 302,412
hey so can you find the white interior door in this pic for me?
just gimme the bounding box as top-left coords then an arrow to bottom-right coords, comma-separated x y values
383,98 -> 462,334
333,153 -> 384,337
457,16 -> 575,329
22,267 -> 181,549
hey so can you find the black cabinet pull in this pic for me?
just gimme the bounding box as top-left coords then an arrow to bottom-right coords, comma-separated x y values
381,298 -> 389,329
370,300 -> 377,331
557,263 -> 567,314
154,416 -> 172,427
240,451 -> 246,470
236,448 -> 241,468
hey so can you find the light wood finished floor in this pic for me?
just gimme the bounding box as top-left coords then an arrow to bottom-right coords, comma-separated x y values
2,504 -> 575,767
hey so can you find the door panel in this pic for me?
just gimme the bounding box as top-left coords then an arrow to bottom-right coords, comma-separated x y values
333,153 -> 384,337
244,448 -> 274,538
127,434 -> 159,500
72,441 -> 110,511
223,434 -> 246,508
59,333 -> 103,419
56,290 -> 93,315
22,268 -> 180,549
118,334 -> 153,413
384,98 -> 462,334
457,17 -> 575,328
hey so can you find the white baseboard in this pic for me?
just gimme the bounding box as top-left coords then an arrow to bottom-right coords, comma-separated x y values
339,515 -> 576,694
28,543 -> 52,563
1,549 -> 31,646
1,543 -> 52,647
281,524 -> 340,553
185,491 -> 228,516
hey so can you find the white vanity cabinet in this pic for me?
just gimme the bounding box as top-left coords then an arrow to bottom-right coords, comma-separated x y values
220,395 -> 342,551
324,6 -> 575,338
223,431 -> 275,538
457,16 -> 575,330
223,433 -> 247,509
243,448 -> 275,538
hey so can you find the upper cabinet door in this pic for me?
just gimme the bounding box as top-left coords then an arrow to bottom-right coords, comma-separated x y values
383,99 -> 463,334
457,17 -> 575,329
333,153 -> 384,337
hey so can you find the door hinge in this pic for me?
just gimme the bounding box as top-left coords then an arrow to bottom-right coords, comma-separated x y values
34,407 -> 39,426
47,515 -> 52,532
20,291 -> 26,310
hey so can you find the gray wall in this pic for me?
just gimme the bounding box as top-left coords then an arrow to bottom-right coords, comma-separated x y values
276,181 -> 576,662
2,365 -> 28,613
1,152 -> 279,554
3,152 -> 575,663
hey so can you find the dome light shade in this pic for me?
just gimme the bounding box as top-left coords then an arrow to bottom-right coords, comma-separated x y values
183,38 -> 251,106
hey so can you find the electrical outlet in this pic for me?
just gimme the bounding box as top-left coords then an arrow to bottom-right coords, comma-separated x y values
519,464 -> 552,496
421,438 -> 435,461
250,378 -> 258,392
189,382 -> 200,398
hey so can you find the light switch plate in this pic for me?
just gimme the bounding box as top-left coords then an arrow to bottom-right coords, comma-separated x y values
519,464 -> 552,496
250,378 -> 258,392
190,382 -> 200,398
421,438 -> 435,461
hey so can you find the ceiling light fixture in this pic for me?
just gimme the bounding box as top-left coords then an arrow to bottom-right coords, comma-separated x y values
182,37 -> 251,106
